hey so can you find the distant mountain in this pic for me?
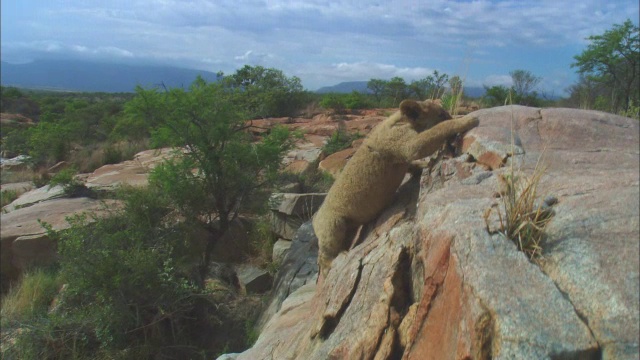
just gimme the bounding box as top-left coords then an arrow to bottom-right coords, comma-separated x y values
0,60 -> 220,92
315,80 -> 486,98
316,81 -> 371,94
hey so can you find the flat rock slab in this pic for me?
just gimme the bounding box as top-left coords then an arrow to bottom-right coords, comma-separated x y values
2,185 -> 65,213
84,148 -> 176,191
1,197 -> 118,280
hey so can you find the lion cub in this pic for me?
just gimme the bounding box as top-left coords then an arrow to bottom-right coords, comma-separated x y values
313,99 -> 479,277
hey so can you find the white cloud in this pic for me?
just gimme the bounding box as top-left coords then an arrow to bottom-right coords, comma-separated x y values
1,0 -> 638,93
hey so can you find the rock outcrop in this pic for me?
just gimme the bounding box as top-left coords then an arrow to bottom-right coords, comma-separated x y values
1,198 -> 118,283
231,106 -> 639,360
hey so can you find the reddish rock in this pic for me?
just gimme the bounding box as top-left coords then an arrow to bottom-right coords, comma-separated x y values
84,148 -> 176,191
318,148 -> 356,177
230,106 -> 639,360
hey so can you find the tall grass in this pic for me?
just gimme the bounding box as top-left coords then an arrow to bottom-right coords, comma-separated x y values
1,268 -> 62,323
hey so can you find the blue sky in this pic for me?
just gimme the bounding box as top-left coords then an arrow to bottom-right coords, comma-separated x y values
1,0 -> 638,94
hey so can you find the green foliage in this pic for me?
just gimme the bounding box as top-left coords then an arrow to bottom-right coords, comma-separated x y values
0,268 -> 61,324
482,69 -> 544,108
320,93 -> 347,113
220,65 -> 311,118
619,99 -> 640,120
1,128 -> 30,158
128,77 -> 296,275
365,71 -> 452,107
49,167 -> 87,197
0,86 -> 41,119
1,189 -> 19,207
322,124 -> 362,156
385,76 -> 409,107
319,91 -> 374,112
1,187 -> 258,359
482,85 -> 512,107
571,19 -> 640,113
367,78 -> 387,106
27,121 -> 74,163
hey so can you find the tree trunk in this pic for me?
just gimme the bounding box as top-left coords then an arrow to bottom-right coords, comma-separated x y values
199,217 -> 230,281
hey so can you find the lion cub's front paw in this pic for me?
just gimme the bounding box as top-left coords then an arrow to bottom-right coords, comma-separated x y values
464,116 -> 480,129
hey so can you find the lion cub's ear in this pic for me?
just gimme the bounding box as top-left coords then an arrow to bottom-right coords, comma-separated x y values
400,100 -> 423,121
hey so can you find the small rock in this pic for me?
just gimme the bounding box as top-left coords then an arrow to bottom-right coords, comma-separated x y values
235,264 -> 273,294
272,239 -> 292,263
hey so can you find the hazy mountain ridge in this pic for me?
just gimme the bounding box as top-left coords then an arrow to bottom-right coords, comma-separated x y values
1,60 -> 220,92
1,59 -> 488,97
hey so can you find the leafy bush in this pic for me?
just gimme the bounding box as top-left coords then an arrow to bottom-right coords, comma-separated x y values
0,268 -> 62,324
220,65 -> 312,118
322,125 -> 363,156
128,77 -> 296,277
1,187 -> 255,359
1,189 -> 19,207
48,168 -> 88,197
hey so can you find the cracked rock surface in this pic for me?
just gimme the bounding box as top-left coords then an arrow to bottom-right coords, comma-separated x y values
231,106 -> 639,360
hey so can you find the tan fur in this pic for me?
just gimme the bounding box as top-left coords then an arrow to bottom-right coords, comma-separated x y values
312,99 -> 479,277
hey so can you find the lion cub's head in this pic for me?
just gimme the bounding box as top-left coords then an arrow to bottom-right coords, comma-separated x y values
399,99 -> 452,132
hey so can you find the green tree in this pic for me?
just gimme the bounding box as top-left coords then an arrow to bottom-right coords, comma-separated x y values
367,78 -> 387,105
220,65 -> 309,118
572,19 -> 640,112
510,70 -> 541,99
126,77 -> 296,276
482,85 -> 512,107
385,77 -> 408,107
407,71 -> 449,100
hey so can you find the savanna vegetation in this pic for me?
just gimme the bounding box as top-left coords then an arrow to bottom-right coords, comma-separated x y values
1,69 -> 307,359
0,19 -> 637,359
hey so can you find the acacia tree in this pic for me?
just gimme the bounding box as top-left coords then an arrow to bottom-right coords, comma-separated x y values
220,65 -> 309,118
385,77 -> 409,107
367,78 -> 387,106
510,70 -> 541,98
126,76 -> 296,276
572,19 -> 640,112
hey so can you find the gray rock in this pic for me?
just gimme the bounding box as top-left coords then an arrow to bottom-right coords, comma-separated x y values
235,264 -> 273,294
268,193 -> 326,240
272,238 -> 292,264
257,221 -> 318,329
215,353 -> 240,360
3,185 -> 65,213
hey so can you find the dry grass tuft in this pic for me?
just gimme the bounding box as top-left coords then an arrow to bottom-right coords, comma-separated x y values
484,100 -> 555,262
491,163 -> 553,261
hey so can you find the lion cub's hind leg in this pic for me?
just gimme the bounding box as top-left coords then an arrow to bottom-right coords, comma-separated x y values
314,212 -> 359,278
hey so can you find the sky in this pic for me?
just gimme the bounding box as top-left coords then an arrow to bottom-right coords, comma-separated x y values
1,1 -> 638,95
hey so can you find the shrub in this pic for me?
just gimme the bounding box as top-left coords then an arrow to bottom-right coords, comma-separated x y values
0,268 -> 62,324
1,187 -> 252,359
322,125 -> 362,156
48,168 -> 89,197
1,189 -> 19,207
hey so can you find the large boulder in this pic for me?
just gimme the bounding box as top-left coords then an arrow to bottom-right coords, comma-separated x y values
2,185 -> 65,213
1,198 -> 118,283
84,148 -> 175,192
233,106 -> 639,359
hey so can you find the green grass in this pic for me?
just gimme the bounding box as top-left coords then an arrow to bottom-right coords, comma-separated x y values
1,189 -> 19,208
1,268 -> 62,324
